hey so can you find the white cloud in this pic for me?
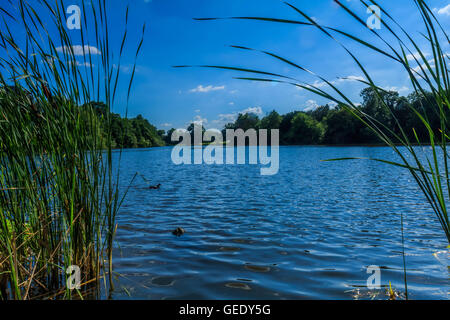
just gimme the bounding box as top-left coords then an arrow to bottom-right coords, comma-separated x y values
190,85 -> 225,93
435,4 -> 450,16
213,113 -> 236,124
76,61 -> 92,68
304,100 -> 319,112
412,58 -> 436,73
241,106 -> 263,115
43,56 -> 93,68
406,51 -> 429,61
194,109 -> 200,113
191,115 -> 208,125
161,123 -> 172,128
383,86 -> 410,94
297,75 -> 364,90
339,76 -> 364,82
210,106 -> 263,129
56,45 -> 101,56
328,101 -> 338,108
308,80 -> 328,89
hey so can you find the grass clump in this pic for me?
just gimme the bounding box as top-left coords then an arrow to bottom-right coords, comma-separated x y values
0,0 -> 142,299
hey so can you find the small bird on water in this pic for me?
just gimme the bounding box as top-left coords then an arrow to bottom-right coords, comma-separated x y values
172,227 -> 185,237
149,183 -> 161,190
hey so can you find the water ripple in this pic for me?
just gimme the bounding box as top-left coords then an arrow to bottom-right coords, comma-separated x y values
111,146 -> 450,300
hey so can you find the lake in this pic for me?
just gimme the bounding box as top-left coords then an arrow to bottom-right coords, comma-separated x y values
110,146 -> 449,299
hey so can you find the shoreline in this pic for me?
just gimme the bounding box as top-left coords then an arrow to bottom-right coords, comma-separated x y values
113,142 -> 435,151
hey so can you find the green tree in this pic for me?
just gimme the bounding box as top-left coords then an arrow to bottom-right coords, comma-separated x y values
288,112 -> 325,144
323,107 -> 363,144
260,110 -> 282,129
307,104 -> 330,122
234,113 -> 260,130
360,87 -> 399,142
164,128 -> 177,145
279,111 -> 300,144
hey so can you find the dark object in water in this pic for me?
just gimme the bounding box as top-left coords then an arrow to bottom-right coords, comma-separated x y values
149,183 -> 161,190
172,227 -> 185,237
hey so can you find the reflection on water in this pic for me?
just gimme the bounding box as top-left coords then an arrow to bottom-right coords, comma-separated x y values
110,146 -> 449,299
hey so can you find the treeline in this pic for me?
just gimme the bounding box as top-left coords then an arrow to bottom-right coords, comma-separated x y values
0,87 -> 166,150
4,86 -> 446,149
92,102 -> 165,148
82,87 -> 450,148
214,87 -> 448,145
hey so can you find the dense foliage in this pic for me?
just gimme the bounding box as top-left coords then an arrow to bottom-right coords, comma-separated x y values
5,87 -> 445,149
219,87 -> 449,145
91,102 -> 165,148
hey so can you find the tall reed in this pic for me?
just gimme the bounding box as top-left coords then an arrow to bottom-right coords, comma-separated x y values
186,0 -> 450,245
0,0 -> 142,299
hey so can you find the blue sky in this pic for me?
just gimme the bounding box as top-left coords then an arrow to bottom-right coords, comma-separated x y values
3,0 -> 450,130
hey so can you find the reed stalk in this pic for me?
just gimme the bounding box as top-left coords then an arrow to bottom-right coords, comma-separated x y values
0,0 -> 142,299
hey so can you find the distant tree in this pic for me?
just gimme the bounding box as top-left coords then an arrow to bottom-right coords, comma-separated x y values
164,128 -> 177,145
260,110 -> 282,129
279,111 -> 301,144
407,91 -> 446,141
307,104 -> 330,122
187,122 -> 206,144
360,87 -> 399,132
288,112 -> 325,144
90,101 -> 107,116
234,113 -> 260,131
323,107 -> 363,144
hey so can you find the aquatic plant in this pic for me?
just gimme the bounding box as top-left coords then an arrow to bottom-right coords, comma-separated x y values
0,0 -> 142,299
188,0 -> 449,245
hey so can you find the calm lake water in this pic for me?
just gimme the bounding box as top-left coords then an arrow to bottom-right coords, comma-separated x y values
110,146 -> 449,300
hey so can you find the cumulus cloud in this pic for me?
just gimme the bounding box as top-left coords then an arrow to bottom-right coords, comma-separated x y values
191,115 -> 208,125
189,85 -> 225,93
297,75 -> 364,91
161,123 -> 172,128
56,45 -> 101,56
406,51 -> 429,61
340,75 -> 364,82
241,106 -> 263,115
210,106 -> 263,129
435,4 -> 450,16
383,86 -> 410,94
412,58 -> 436,73
328,101 -> 338,108
212,113 -> 237,124
303,100 -> 319,112
303,100 -> 340,111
